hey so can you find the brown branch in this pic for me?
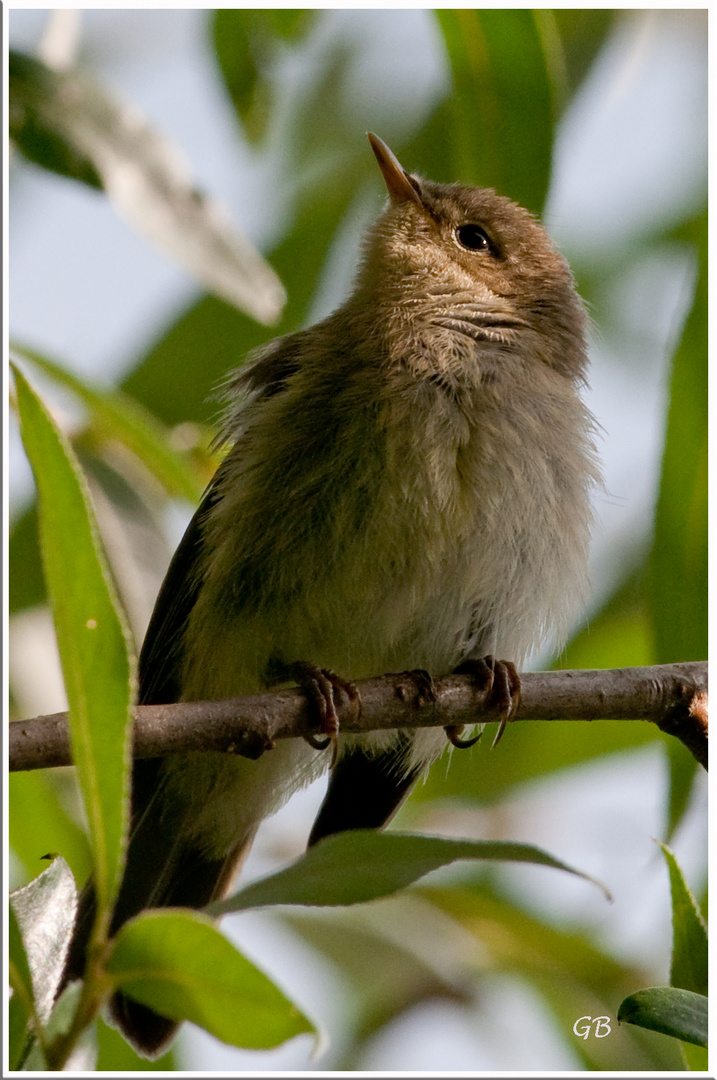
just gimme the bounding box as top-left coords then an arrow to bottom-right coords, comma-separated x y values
9,662 -> 707,774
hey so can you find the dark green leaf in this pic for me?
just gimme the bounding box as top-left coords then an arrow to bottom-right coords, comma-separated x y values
10,49 -> 103,188
617,986 -> 707,1048
107,911 -> 314,1049
210,831 -> 609,915
13,366 -> 134,913
658,844 -> 707,996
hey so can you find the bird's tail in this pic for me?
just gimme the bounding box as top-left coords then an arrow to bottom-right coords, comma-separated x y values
61,759 -> 256,1060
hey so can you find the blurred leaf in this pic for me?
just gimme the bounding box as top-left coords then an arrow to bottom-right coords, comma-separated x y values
9,49 -> 285,323
648,210 -> 706,832
412,711 -> 656,809
212,10 -> 317,143
434,10 -> 555,211
107,911 -> 314,1050
11,343 -> 205,503
9,905 -> 35,1070
9,771 -> 91,895
10,49 -> 102,188
649,210 -> 707,664
23,981 -> 97,1072
123,169 -> 358,425
210,831 -> 607,916
281,902 -> 469,1068
122,296 -> 265,427
561,565 -> 654,670
551,9 -> 618,93
617,987 -> 707,1048
658,844 -> 707,996
423,882 -> 680,1070
10,857 -> 77,1026
13,366 -> 134,914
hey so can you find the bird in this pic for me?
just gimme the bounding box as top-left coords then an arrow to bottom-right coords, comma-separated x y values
63,132 -> 600,1057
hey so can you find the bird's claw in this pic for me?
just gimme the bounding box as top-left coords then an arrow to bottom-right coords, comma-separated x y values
449,655 -> 521,749
292,662 -> 358,769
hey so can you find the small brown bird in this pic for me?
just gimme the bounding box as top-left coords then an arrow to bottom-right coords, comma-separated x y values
64,134 -> 600,1056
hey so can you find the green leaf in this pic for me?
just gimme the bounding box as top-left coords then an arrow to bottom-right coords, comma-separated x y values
106,910 -> 314,1050
212,9 -> 317,143
8,905 -> 35,1069
681,1040 -> 708,1071
209,831 -> 609,915
9,49 -> 285,324
10,49 -> 103,188
658,843 -> 707,996
9,771 -> 92,888
650,210 -> 707,665
11,343 -> 206,503
617,987 -> 707,1048
434,10 -> 555,211
561,564 -> 655,671
9,503 -> 46,614
13,366 -> 134,914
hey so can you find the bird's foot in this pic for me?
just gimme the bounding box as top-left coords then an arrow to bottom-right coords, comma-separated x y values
290,662 -> 360,768
447,655 -> 521,749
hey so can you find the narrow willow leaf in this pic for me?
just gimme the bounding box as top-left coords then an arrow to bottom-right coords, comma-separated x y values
9,906 -> 35,1069
107,911 -> 314,1050
209,831 -> 610,915
13,367 -> 134,914
658,843 -> 707,997
9,50 -> 285,324
11,343 -> 206,502
618,987 -> 707,1048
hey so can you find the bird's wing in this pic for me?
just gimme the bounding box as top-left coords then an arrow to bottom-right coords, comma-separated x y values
137,463 -> 228,705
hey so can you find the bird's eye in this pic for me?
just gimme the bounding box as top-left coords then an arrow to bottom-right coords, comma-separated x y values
455,224 -> 491,252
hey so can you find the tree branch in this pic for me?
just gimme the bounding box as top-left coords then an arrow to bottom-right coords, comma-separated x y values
9,662 -> 707,774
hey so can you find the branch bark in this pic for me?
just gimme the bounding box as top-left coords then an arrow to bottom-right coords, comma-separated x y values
9,662 -> 707,774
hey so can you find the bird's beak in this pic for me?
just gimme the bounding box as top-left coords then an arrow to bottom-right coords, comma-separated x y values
368,132 -> 423,207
